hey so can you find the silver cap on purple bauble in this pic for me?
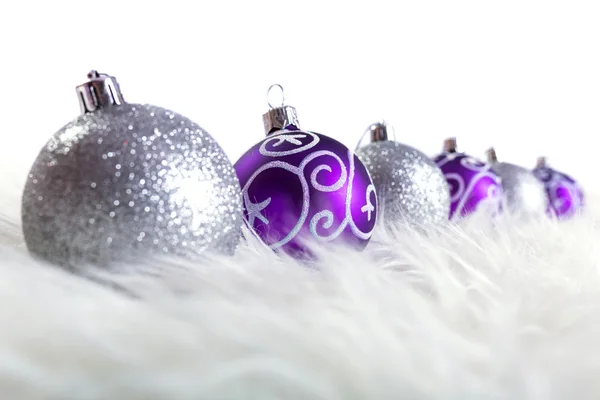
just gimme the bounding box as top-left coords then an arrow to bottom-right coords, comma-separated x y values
75,70 -> 125,114
262,84 -> 301,135
443,137 -> 457,153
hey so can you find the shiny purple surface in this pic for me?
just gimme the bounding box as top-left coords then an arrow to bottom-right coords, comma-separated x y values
234,128 -> 377,255
433,151 -> 502,219
532,166 -> 584,219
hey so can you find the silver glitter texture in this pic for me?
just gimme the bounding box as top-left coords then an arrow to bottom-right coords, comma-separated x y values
22,104 -> 243,268
492,162 -> 548,216
356,141 -> 450,226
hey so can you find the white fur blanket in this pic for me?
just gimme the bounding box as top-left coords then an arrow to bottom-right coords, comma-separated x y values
0,169 -> 598,399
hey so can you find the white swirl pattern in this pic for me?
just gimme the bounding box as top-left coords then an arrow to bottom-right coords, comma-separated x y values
483,181 -> 503,217
259,130 -> 320,157
459,155 -> 487,170
536,168 -> 583,214
308,150 -> 375,242
444,172 -> 466,203
549,181 -> 568,212
243,132 -> 376,249
436,152 -> 502,220
242,160 -> 310,248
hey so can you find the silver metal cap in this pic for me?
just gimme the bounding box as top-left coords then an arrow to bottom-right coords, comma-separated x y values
536,156 -> 547,167
443,137 -> 457,153
76,70 -> 125,114
262,84 -> 300,135
263,105 -> 300,135
486,147 -> 498,163
368,122 -> 389,143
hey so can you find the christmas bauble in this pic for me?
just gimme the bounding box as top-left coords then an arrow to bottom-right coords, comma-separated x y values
355,122 -> 450,225
532,157 -> 584,219
433,138 -> 502,219
22,71 -> 243,268
486,148 -> 548,217
234,95 -> 377,256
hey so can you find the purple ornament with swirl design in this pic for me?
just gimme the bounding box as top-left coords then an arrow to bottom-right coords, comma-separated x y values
433,138 -> 502,219
234,94 -> 377,256
532,157 -> 584,219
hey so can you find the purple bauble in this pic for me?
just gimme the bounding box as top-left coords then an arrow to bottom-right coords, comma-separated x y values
532,165 -> 584,219
234,127 -> 377,255
433,151 -> 502,219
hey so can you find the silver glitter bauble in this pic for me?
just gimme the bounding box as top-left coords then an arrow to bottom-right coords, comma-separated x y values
486,148 -> 547,216
22,71 -> 243,268
355,123 -> 450,226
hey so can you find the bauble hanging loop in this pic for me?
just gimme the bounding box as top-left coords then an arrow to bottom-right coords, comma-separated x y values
433,137 -> 502,220
485,147 -> 547,217
22,71 -> 243,268
354,120 -> 394,150
262,84 -> 300,134
355,121 -> 450,227
234,85 -> 378,257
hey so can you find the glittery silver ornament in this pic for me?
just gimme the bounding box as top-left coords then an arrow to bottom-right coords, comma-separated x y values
486,148 -> 548,216
22,71 -> 243,268
355,122 -> 450,226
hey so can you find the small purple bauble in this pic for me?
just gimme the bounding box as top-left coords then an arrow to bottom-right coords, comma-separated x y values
433,151 -> 502,219
234,127 -> 377,255
532,166 -> 584,219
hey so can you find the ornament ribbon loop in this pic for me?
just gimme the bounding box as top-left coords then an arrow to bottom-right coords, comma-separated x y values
267,84 -> 285,109
355,121 -> 395,151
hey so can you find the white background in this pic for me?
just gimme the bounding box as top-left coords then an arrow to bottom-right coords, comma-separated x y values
1,0 -> 599,195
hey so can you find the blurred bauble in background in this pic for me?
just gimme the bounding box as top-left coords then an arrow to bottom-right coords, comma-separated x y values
234,85 -> 377,257
486,147 -> 548,217
532,157 -> 584,219
22,71 -> 243,268
355,122 -> 450,226
433,138 -> 502,220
